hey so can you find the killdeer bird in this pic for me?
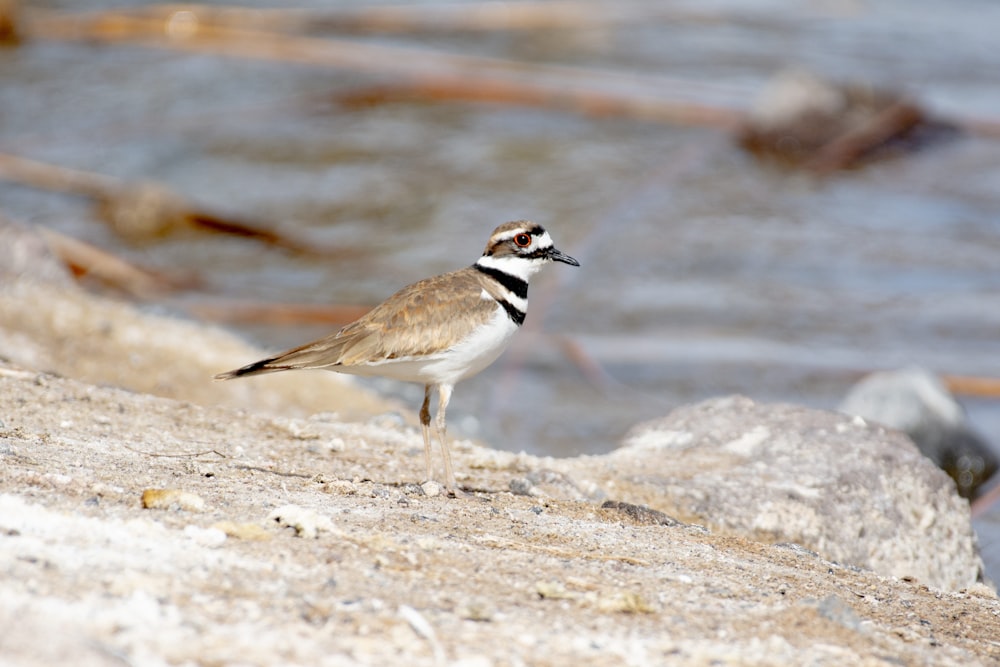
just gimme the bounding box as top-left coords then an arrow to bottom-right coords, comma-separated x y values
215,220 -> 579,494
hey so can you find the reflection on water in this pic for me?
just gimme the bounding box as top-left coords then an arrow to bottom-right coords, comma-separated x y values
3,0 -> 1000,573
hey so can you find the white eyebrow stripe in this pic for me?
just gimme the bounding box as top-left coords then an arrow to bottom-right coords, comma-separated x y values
490,229 -> 553,252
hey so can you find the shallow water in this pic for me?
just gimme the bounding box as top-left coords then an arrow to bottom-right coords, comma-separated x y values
3,0 -> 1000,576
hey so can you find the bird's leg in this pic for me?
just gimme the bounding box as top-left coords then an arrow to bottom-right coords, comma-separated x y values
435,383 -> 457,494
420,384 -> 434,484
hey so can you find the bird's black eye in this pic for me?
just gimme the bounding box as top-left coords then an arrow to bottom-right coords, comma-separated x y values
514,233 -> 532,247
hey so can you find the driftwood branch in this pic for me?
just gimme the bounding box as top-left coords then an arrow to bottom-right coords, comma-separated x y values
22,8 -> 746,131
942,374 -> 1000,400
0,152 -> 337,254
38,227 -> 190,297
40,2 -> 723,35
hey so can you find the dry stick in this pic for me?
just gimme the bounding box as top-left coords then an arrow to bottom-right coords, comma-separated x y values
233,464 -> 314,479
552,335 -> 616,391
123,443 -> 228,458
23,10 -> 746,131
0,151 -> 117,199
0,367 -> 38,380
834,367 -> 1000,401
0,152 -> 330,254
38,227 -> 184,297
0,0 -> 20,44
942,374 -> 1000,400
955,116 -> 1000,140
37,1 -> 746,36
334,79 -> 740,129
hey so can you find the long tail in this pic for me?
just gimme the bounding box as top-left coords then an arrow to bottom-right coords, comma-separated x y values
213,356 -> 293,381
215,329 -> 352,381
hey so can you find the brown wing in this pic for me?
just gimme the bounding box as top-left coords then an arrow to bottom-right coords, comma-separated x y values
214,267 -> 499,379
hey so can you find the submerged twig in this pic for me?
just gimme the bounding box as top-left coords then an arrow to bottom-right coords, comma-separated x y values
20,2 -> 750,36
942,374 -> 1000,400
38,227 -> 191,297
551,335 -> 615,391
22,8 -> 746,131
0,152 -> 332,254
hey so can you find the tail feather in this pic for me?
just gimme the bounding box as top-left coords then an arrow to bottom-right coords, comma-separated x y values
214,329 -> 356,381
213,357 -> 291,381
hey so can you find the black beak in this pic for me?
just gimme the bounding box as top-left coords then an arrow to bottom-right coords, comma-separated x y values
548,247 -> 580,266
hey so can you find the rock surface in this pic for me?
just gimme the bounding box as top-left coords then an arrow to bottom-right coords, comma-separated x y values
0,275 -> 392,424
1,227 -> 999,665
557,397 -> 985,591
840,367 -> 998,498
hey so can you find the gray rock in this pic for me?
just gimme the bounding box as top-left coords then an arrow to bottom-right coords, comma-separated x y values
839,367 -> 997,498
580,396 -> 984,591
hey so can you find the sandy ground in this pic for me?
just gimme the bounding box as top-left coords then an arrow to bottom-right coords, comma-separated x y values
2,363 -> 999,666
2,230 -> 1000,665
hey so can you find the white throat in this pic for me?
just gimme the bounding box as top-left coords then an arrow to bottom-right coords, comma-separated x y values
475,253 -> 548,282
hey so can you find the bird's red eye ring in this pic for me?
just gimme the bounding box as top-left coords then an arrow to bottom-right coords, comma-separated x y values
514,233 -> 532,247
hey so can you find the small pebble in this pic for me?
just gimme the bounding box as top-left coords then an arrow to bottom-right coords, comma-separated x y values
44,473 -> 73,486
536,581 -> 574,600
323,479 -> 357,495
91,482 -> 125,496
399,605 -> 445,663
282,422 -> 321,440
183,524 -> 227,548
370,412 -> 407,429
508,478 -> 536,497
141,488 -> 205,512
775,542 -> 820,558
597,591 -> 656,614
420,481 -> 441,497
456,600 -> 495,622
212,521 -> 271,541
268,504 -> 334,539
601,500 -> 681,527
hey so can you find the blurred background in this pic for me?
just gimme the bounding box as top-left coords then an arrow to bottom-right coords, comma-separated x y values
2,0 -> 1000,577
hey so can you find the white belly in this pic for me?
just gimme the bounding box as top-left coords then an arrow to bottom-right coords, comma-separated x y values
335,306 -> 519,386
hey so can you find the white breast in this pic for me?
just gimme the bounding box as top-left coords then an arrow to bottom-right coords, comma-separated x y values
426,304 -> 519,383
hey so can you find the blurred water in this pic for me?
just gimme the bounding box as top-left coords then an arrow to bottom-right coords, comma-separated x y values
3,0 -> 1000,578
